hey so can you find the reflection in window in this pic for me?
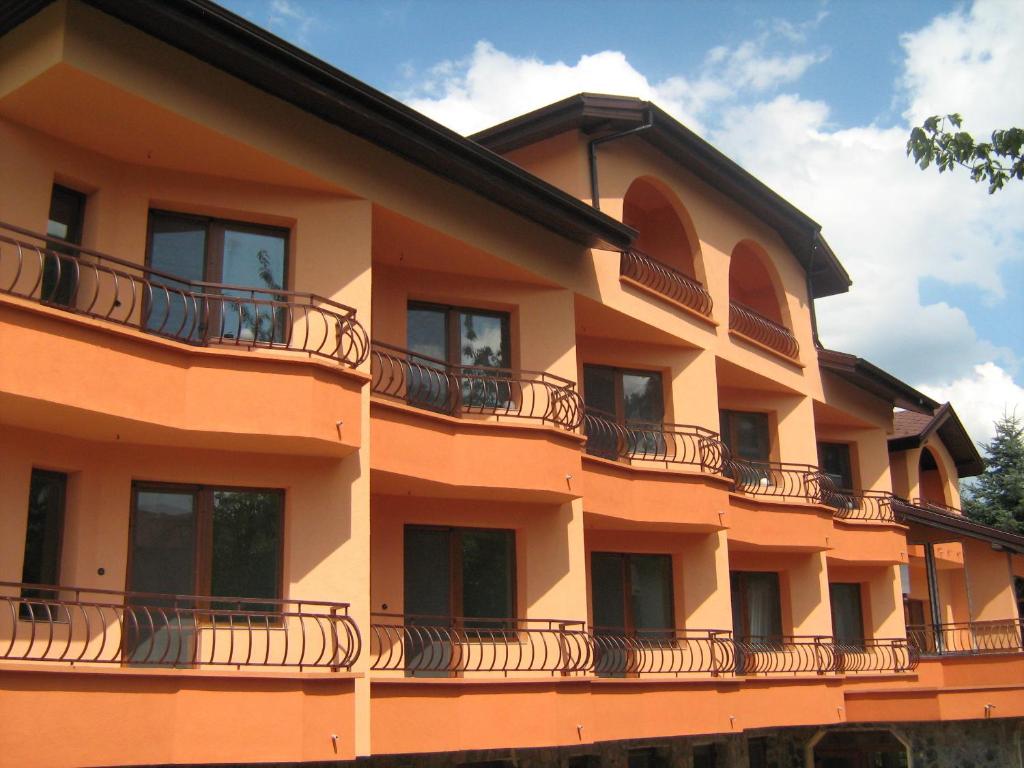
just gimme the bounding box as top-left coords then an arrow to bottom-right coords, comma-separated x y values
583,365 -> 665,459
43,185 -> 87,307
818,442 -> 853,490
146,211 -> 288,343
19,470 -> 67,618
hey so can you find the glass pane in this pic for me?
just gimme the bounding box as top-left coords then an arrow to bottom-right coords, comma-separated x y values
404,527 -> 452,676
734,413 -> 770,462
740,572 -> 782,639
407,306 -> 451,412
583,366 -> 618,459
218,227 -> 287,343
591,553 -> 626,631
210,490 -> 282,611
43,185 -> 86,306
630,554 -> 673,631
19,470 -> 67,618
829,583 -> 865,645
461,529 -> 513,627
623,372 -> 665,456
147,214 -> 207,340
404,527 -> 451,619
459,312 -> 509,409
127,488 -> 197,666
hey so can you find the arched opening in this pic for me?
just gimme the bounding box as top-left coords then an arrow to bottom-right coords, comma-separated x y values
729,240 -> 786,325
810,729 -> 908,768
622,177 -> 699,280
918,447 -> 948,506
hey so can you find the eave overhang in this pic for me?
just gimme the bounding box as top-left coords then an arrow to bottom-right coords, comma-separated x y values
819,348 -> 938,414
473,93 -> 852,298
1,1 -> 635,252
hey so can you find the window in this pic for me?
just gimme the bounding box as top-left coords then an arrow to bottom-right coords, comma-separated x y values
19,469 -> 67,617
747,737 -> 768,768
692,744 -> 719,768
591,552 -> 674,633
818,442 -> 854,491
719,410 -> 770,463
146,211 -> 288,343
43,184 -> 86,307
406,302 -> 511,413
583,365 -> 665,458
128,483 -> 283,604
403,526 -> 515,675
829,582 -> 866,646
404,526 -> 515,626
730,571 -> 782,640
1015,576 -> 1024,620
627,748 -> 667,768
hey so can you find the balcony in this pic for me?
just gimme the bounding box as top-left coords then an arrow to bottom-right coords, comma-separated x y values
0,222 -> 369,367
583,407 -> 726,474
734,635 -> 917,676
0,580 -> 361,671
728,300 -> 800,361
620,248 -> 714,320
371,342 -> 583,431
591,627 -> 733,676
0,222 -> 368,454
726,459 -> 831,504
826,489 -> 898,523
369,614 -> 591,675
907,619 -> 1024,657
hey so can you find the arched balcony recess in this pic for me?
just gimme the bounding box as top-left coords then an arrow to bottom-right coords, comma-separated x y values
918,446 -> 950,508
728,241 -> 799,361
619,177 -> 713,318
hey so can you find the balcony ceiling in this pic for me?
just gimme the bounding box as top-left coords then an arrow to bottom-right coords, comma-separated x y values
0,62 -> 345,192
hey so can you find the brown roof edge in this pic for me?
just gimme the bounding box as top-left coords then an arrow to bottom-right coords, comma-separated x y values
819,349 -> 938,414
472,93 -> 852,298
889,403 -> 985,479
2,1 -> 635,252
895,500 -> 1024,554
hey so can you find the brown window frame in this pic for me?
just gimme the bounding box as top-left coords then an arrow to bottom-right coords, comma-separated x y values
818,441 -> 855,491
719,409 -> 772,463
582,364 -> 666,425
730,570 -> 783,640
42,184 -> 87,307
406,301 -> 512,369
829,581 -> 867,647
127,481 -> 285,608
590,551 -> 675,635
404,524 -> 517,629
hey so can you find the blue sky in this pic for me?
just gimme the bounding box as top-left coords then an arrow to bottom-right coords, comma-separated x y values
223,0 -> 1023,443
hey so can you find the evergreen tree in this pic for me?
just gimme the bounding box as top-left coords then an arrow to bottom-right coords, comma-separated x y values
962,414 -> 1024,533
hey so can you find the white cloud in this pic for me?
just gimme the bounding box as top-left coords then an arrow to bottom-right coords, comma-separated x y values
267,0 -> 317,44
920,363 -> 1024,445
394,0 -> 1024,443
400,28 -> 827,136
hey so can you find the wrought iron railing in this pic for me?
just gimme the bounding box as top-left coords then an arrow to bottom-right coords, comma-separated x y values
369,614 -> 591,675
726,459 -> 833,504
0,581 -> 360,670
827,489 -> 898,523
734,635 -> 836,675
907,619 -> 1024,656
832,638 -> 919,673
729,301 -> 799,360
370,341 -> 584,430
582,407 -> 726,473
620,249 -> 714,317
591,627 -> 733,676
0,221 -> 369,367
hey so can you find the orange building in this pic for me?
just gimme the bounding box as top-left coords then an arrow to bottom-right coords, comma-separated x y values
1,3 -> 1022,767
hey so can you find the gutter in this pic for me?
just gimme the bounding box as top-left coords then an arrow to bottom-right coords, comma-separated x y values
588,108 -> 654,210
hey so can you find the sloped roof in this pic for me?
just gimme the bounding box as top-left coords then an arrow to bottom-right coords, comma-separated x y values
819,348 -> 937,414
472,93 -> 852,298
895,499 -> 1024,554
889,403 -> 985,478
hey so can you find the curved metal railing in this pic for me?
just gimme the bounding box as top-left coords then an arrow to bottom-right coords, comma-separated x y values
827,489 -> 898,523
725,459 -> 833,504
729,300 -> 799,360
907,619 -> 1024,656
0,221 -> 368,367
620,249 -> 714,317
370,341 -> 584,430
369,614 -> 591,675
582,407 -> 726,473
591,628 -> 734,676
833,638 -> 919,673
0,581 -> 360,670
734,635 -> 835,675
